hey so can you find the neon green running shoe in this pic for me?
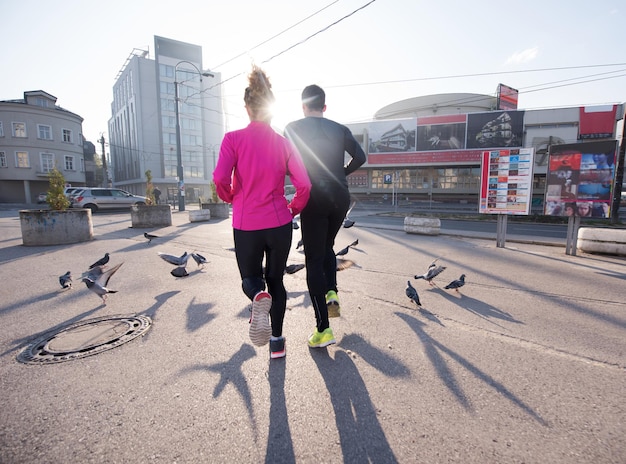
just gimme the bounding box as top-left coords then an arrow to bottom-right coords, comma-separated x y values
308,328 -> 336,348
326,290 -> 340,318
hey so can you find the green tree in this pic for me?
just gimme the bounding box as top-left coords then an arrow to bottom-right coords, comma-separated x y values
46,168 -> 70,211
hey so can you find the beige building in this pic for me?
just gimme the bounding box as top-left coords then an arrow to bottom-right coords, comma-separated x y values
0,90 -> 86,203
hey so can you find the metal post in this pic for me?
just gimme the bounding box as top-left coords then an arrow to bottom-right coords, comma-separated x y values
565,215 -> 580,256
174,79 -> 185,212
98,135 -> 109,187
610,111 -> 625,224
496,214 -> 507,248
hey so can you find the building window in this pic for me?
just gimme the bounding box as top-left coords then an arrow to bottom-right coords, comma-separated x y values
35,97 -> 49,108
62,129 -> 72,143
159,64 -> 174,78
162,116 -> 176,128
165,164 -> 177,178
163,133 -> 177,145
0,151 -> 7,168
16,151 -> 30,168
161,98 -> 176,112
80,158 -> 85,172
0,122 -> 4,137
65,155 -> 75,171
38,124 -> 53,140
181,117 -> 197,130
182,134 -> 202,146
13,122 -> 27,138
159,81 -> 175,96
41,153 -> 55,173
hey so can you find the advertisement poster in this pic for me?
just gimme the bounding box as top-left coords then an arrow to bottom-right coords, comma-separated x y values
368,118 -> 417,153
479,148 -> 534,215
467,111 -> 524,149
544,140 -> 617,218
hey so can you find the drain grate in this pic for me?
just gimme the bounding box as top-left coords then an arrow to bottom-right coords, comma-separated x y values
17,315 -> 152,364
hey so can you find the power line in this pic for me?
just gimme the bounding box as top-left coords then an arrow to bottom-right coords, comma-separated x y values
261,0 -> 377,65
321,63 -> 626,90
212,0 -> 340,70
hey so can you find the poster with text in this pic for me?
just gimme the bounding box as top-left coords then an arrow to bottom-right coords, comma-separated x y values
544,140 -> 617,218
479,148 -> 534,215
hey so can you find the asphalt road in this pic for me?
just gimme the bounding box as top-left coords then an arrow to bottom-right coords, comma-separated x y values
0,208 -> 624,463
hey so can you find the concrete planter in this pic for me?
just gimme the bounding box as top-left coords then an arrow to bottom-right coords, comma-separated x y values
189,209 -> 211,222
404,216 -> 441,235
577,227 -> 626,256
200,203 -> 230,219
130,205 -> 172,228
20,209 -> 93,246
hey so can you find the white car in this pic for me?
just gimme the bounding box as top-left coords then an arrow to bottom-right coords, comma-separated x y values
284,185 -> 296,202
71,188 -> 149,212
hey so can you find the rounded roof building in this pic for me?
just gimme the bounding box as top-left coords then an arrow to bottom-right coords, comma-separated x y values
374,93 -> 497,120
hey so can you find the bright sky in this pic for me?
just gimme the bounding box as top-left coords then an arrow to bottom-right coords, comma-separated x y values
2,0 -> 625,143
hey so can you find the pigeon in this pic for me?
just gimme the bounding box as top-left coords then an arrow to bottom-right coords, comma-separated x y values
414,262 -> 447,285
191,252 -> 208,268
336,259 -> 355,271
59,271 -> 72,289
405,280 -> 421,306
158,251 -> 189,267
285,263 -> 305,274
444,274 -> 466,292
335,245 -> 350,257
144,232 -> 159,243
171,266 -> 189,277
82,262 -> 123,303
89,252 -> 110,269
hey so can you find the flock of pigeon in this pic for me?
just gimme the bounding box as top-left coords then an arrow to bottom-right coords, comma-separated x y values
57,231 -> 209,304
57,252 -> 123,304
405,259 -> 466,307
57,221 -> 465,309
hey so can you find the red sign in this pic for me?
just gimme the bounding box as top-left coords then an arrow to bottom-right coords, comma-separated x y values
578,105 -> 617,139
497,84 -> 519,110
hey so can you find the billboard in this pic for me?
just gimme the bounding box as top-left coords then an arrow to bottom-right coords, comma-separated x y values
366,111 -> 523,165
479,148 -> 534,215
544,140 -> 617,218
497,84 -> 519,110
416,114 -> 467,151
368,119 -> 416,153
578,105 -> 617,140
466,111 -> 524,149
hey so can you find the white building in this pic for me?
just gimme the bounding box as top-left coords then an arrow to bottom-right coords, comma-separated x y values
108,36 -> 224,204
0,90 -> 85,203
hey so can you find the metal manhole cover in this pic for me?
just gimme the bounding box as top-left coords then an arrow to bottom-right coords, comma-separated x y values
17,315 -> 152,364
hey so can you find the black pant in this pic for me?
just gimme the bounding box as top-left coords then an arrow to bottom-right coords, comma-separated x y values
233,222 -> 292,337
300,186 -> 350,331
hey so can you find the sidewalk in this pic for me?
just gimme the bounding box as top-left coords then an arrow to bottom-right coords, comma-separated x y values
0,207 -> 624,463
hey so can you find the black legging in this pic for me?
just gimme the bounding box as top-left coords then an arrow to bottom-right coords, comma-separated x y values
234,222 -> 292,338
300,186 -> 350,332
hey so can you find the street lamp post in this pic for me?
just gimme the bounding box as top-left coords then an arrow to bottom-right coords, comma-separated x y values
174,60 -> 213,212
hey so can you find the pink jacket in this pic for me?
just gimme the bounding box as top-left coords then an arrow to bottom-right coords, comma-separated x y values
213,121 -> 311,231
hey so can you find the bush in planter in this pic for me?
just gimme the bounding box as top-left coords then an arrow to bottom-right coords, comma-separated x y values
210,181 -> 219,203
46,168 -> 70,211
145,169 -> 155,205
